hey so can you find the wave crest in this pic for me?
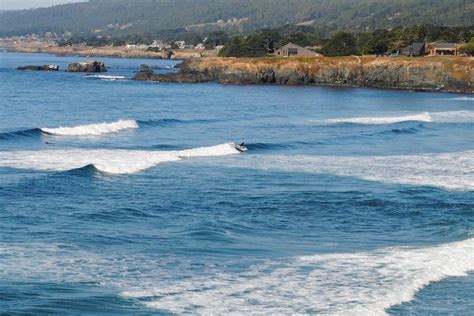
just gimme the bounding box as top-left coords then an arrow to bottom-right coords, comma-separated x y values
84,74 -> 129,81
0,143 -> 241,174
40,120 -> 139,136
318,112 -> 432,125
313,111 -> 474,125
0,128 -> 42,140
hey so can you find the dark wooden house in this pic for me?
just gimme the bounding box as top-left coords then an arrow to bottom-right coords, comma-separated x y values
400,42 -> 425,56
274,42 -> 321,57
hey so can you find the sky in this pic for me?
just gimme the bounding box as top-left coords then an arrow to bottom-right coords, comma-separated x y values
0,0 -> 85,10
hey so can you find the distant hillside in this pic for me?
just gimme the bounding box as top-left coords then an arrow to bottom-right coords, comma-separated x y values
0,0 -> 473,38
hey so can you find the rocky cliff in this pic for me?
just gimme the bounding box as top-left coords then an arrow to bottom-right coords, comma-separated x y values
135,56 -> 473,93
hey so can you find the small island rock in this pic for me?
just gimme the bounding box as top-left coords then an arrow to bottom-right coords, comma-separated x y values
134,69 -> 156,81
16,65 -> 59,71
67,61 -> 107,72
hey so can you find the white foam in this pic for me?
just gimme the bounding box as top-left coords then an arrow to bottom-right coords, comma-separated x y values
224,150 -> 474,191
313,110 -> 474,125
1,238 -> 472,315
317,112 -> 433,125
0,143 -> 241,174
84,74 -> 129,81
430,110 -> 474,123
450,96 -> 474,101
121,238 -> 474,314
40,120 -> 139,136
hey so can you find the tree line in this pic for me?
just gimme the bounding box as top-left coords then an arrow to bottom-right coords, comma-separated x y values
219,25 -> 474,57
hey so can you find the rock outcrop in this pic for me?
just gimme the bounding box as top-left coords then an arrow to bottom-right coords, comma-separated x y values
134,68 -> 207,83
67,61 -> 107,72
134,69 -> 156,81
134,56 -> 473,93
16,65 -> 59,71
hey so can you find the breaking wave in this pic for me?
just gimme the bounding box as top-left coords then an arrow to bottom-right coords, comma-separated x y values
0,128 -> 42,140
40,120 -> 139,136
121,238 -> 474,315
3,238 -> 472,315
430,110 -> 474,123
226,150 -> 474,191
84,74 -> 130,81
450,96 -> 474,101
312,111 -> 474,125
0,143 -> 242,174
1,118 -> 216,140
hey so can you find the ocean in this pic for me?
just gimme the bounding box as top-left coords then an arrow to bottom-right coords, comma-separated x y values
0,52 -> 473,315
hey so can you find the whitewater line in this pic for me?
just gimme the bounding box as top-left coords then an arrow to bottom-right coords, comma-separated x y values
120,238 -> 474,315
0,143 -> 242,174
310,110 -> 474,125
41,119 -> 139,136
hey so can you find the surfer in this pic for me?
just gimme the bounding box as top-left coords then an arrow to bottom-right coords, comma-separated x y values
235,142 -> 247,152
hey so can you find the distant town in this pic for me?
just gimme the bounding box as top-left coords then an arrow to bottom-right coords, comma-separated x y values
1,24 -> 473,60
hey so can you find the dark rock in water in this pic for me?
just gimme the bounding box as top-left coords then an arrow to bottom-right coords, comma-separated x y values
134,69 -> 156,81
150,65 -> 161,70
140,64 -> 149,70
173,61 -> 186,69
16,65 -> 59,71
134,68 -> 207,83
134,59 -> 207,83
67,61 -> 107,72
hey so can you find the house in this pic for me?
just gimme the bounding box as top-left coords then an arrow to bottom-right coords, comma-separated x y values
195,43 -> 205,50
174,41 -> 186,49
428,43 -> 459,56
400,42 -> 425,56
149,40 -> 161,48
274,42 -> 322,57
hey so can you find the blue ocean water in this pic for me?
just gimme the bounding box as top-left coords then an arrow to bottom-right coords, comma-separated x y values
0,52 -> 473,315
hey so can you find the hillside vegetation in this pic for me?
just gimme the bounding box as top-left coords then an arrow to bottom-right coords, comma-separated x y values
219,25 -> 474,57
0,0 -> 473,39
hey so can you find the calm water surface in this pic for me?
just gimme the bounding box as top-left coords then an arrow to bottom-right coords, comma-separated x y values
0,52 -> 473,314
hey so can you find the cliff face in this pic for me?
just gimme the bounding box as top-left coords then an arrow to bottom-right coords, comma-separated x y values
136,56 -> 474,93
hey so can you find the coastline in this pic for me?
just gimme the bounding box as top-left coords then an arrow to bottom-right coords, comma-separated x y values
136,56 -> 474,93
4,46 -> 473,93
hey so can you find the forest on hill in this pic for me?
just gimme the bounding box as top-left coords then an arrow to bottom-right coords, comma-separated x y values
218,25 -> 474,57
0,0 -> 473,39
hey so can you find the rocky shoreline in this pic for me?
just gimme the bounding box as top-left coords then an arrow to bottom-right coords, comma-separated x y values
11,45 -> 218,60
135,56 -> 474,93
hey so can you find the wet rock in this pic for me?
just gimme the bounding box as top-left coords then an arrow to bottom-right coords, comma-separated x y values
134,69 -> 156,81
134,69 -> 206,83
16,65 -> 59,71
67,61 -> 107,72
